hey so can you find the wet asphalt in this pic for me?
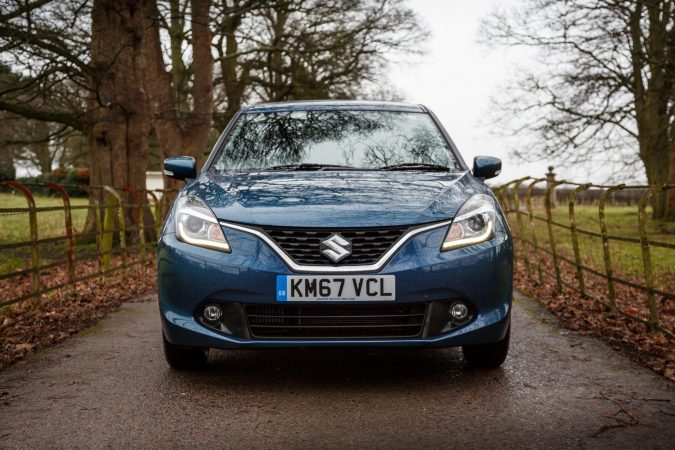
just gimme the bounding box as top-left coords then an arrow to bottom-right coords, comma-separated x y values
0,292 -> 673,449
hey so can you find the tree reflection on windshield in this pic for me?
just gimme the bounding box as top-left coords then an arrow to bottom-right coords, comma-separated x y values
213,110 -> 460,171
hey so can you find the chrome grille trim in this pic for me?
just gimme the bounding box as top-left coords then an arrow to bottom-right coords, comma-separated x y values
265,227 -> 406,265
219,219 -> 452,273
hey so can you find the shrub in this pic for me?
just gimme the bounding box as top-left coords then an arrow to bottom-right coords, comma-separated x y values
17,167 -> 90,197
0,159 -> 15,181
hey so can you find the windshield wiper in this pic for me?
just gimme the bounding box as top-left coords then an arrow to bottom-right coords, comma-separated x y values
265,163 -> 358,171
378,163 -> 453,172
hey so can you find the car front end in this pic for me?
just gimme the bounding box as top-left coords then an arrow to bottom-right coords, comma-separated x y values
158,101 -> 513,369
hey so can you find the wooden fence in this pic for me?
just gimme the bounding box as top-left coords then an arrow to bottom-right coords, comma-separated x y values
493,178 -> 674,338
2,178 -> 673,340
0,181 -> 175,308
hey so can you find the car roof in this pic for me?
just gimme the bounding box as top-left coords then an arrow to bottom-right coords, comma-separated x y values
244,100 -> 426,113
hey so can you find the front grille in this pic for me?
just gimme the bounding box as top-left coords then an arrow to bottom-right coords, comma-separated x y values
264,227 -> 407,265
245,303 -> 428,339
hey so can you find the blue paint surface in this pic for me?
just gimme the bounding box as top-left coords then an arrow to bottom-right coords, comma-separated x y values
184,170 -> 482,228
157,101 -> 512,349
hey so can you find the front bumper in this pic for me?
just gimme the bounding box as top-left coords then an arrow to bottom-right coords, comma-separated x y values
158,224 -> 512,349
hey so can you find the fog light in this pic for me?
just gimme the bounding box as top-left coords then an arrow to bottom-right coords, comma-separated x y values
203,304 -> 223,322
450,302 -> 469,322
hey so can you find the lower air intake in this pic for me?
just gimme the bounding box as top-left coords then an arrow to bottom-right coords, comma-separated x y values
245,303 -> 428,339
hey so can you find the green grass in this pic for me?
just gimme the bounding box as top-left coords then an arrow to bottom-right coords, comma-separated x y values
510,205 -> 675,292
1,193 -> 673,293
0,193 -> 90,243
0,193 -> 91,274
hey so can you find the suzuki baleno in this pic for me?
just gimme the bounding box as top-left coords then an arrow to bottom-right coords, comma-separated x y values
159,100 -> 512,369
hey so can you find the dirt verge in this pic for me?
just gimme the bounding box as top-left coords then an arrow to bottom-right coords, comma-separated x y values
0,256 -> 156,370
513,257 -> 674,381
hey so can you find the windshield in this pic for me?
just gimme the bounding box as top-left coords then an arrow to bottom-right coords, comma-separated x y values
212,110 -> 462,171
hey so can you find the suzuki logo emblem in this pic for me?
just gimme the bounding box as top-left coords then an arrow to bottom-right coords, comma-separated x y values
320,234 -> 352,263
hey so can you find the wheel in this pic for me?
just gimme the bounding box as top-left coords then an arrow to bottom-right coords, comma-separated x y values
162,333 -> 208,370
462,326 -> 510,368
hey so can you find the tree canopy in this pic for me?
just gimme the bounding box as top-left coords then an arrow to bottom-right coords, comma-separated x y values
481,0 -> 674,218
0,0 -> 427,177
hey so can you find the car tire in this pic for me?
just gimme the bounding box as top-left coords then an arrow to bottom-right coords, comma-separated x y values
162,333 -> 208,370
462,326 -> 510,368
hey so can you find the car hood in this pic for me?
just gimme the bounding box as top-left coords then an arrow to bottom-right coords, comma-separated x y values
185,171 -> 483,228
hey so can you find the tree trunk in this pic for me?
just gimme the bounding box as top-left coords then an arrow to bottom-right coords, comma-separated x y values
188,0 -> 215,165
629,0 -> 673,220
144,0 -> 213,191
35,141 -> 53,175
637,101 -> 671,219
87,0 -> 154,242
168,0 -> 189,113
216,7 -> 246,130
266,5 -> 290,102
668,83 -> 675,220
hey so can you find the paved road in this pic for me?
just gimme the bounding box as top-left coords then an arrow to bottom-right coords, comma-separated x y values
1,292 -> 674,449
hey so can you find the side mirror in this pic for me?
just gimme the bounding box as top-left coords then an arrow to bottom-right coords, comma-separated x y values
163,156 -> 196,181
472,156 -> 501,180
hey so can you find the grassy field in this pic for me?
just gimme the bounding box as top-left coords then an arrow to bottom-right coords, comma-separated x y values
0,193 -> 90,243
1,192 -> 673,293
0,193 -> 91,274
509,205 -> 675,292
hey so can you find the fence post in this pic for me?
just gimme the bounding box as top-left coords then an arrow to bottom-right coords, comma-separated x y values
47,182 -> 75,286
545,180 -> 565,291
160,189 -> 176,219
101,192 -> 115,272
91,197 -> 104,277
525,178 -> 546,283
598,185 -> 625,310
137,191 -> 146,265
7,181 -> 41,302
512,177 -> 530,273
637,185 -> 663,332
545,166 -> 557,208
568,184 -> 592,296
146,190 -> 161,237
493,186 -> 506,211
102,186 -> 126,273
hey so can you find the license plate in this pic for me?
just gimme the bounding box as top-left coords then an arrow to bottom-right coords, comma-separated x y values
276,275 -> 395,301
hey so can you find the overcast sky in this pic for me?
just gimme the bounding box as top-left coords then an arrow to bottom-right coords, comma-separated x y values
388,0 -> 566,184
15,0 -> 623,183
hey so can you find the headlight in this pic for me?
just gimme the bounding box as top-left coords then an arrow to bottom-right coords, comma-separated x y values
441,194 -> 495,251
175,196 -> 231,252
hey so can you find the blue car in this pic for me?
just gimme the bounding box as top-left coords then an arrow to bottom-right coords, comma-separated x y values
159,100 -> 512,369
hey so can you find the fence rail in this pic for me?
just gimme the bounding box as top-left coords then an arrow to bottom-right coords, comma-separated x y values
0,181 -> 176,308
493,176 -> 674,338
1,177 -> 674,340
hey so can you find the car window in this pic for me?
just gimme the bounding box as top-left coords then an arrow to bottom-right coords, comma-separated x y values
212,110 -> 461,171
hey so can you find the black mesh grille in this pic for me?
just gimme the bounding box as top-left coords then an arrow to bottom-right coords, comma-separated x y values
264,227 -> 407,265
245,303 -> 428,339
